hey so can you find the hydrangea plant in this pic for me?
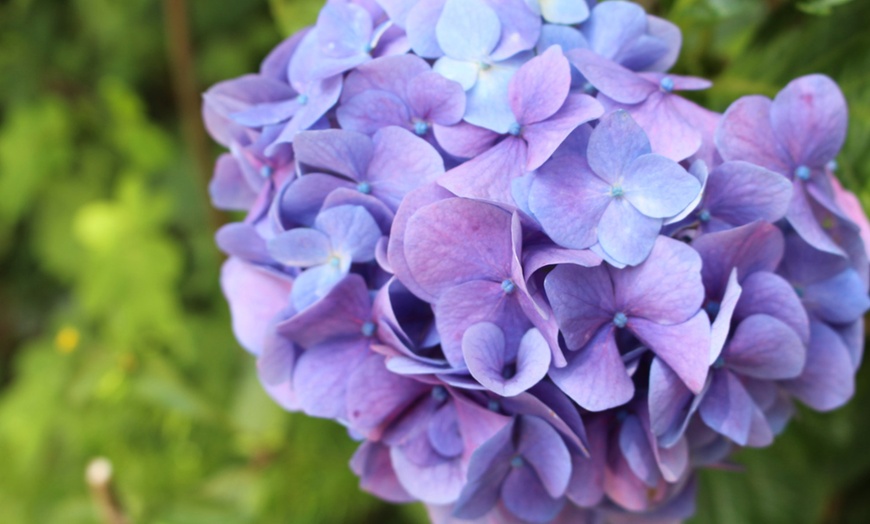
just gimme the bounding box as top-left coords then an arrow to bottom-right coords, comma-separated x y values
203,1 -> 870,522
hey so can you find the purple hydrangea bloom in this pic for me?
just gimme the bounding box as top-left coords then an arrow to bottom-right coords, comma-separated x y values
203,0 -> 870,521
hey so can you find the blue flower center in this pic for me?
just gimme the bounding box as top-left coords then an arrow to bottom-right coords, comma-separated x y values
329,256 -> 341,268
361,321 -> 376,337
357,181 -> 372,194
431,386 -> 448,403
610,185 -> 624,198
501,279 -> 517,294
297,94 -> 309,106
713,355 -> 726,369
795,165 -> 811,181
413,121 -> 429,136
487,399 -> 501,413
660,76 -> 675,93
794,285 -> 805,298
827,160 -> 839,172
501,362 -> 517,379
363,42 -> 374,54
582,82 -> 597,95
479,62 -> 492,71
699,209 -> 711,222
616,409 -> 629,422
510,456 -> 525,468
260,165 -> 274,178
705,301 -> 720,317
507,122 -> 522,136
613,312 -> 628,329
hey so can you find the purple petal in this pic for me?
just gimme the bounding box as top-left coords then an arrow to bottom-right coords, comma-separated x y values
220,258 -> 293,355
531,0 -> 589,24
565,417 -> 607,507
464,58 -> 526,134
567,49 -> 656,105
367,126 -> 445,211
293,129 -> 373,180
523,94 -> 604,171
726,314 -> 806,380
693,222 -> 784,298
544,264 -> 613,350
783,320 -> 856,411
337,90 -> 412,134
453,421 -> 515,519
264,76 -> 344,152
619,414 -> 659,487
351,442 -> 415,503
267,227 -> 331,267
403,198 -> 513,298
215,222 -> 271,264
391,445 -> 465,505
710,268 -> 742,364
437,136 -> 527,204
630,311 -> 710,394
581,1 -> 646,63
714,95 -> 792,174
341,54 -> 430,101
614,93 -> 704,162
703,160 -> 793,227
347,354 -> 429,434
433,56 -> 480,91
805,269 -> 870,324
548,326 -> 634,411
486,0 -> 542,60
463,324 -> 551,397
293,340 -> 367,419
209,154 -> 258,211
516,415 -> 572,498
648,357 -> 696,447
771,74 -> 847,168
509,45 -> 571,125
432,121 -> 501,158
733,271 -> 810,346
587,109 -> 652,184
787,182 -> 846,256
436,0 -> 500,61
429,402 -> 465,458
623,154 -> 700,218
408,72 -> 467,125
407,0 -> 447,58
501,461 -> 566,522
528,156 -> 611,250
314,205 -> 382,262
613,236 -> 705,324
699,369 -> 760,446
275,173 -> 353,229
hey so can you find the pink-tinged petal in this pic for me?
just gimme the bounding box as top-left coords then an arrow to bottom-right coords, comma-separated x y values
369,126 -> 445,210
522,94 -> 604,171
453,421 -> 515,519
511,329 -> 552,395
510,45 -> 571,125
436,281 -> 528,368
597,198 -> 661,266
623,153 -> 701,218
715,95 -> 792,174
501,466 -> 566,523
351,442 -> 415,503
619,414 -> 660,487
693,222 -> 785,297
347,353 -> 429,435
337,90 -> 412,135
267,227 -> 331,267
408,72 -> 467,125
745,403 -> 774,448
221,258 -> 293,355
391,446 -> 466,505
699,369 -> 755,446
528,157 -> 612,250
630,311 -> 710,394
703,160 -> 793,227
407,0 -> 447,58
733,271 -> 810,346
648,358 -> 696,448
294,340 -> 367,420
341,54 -> 430,101
516,415 -> 572,498
275,274 -> 370,348
209,154 -> 258,211
783,320 -> 855,411
725,314 -> 806,380
614,236 -> 704,324
568,49 -> 656,104
544,264 -> 613,349
404,198 -> 513,298
486,0 -> 542,60
293,129 -> 373,180
788,182 -> 846,256
616,93 -> 704,162
771,74 -> 847,168
523,244 -> 602,280
429,402 -> 464,458
709,269 -> 742,365
453,391 -> 512,461
202,75 -> 297,146
433,121 -> 501,158
566,416 -> 607,507
586,109 -> 652,183
549,326 -> 634,411
388,184 -> 455,302
437,136 -> 527,204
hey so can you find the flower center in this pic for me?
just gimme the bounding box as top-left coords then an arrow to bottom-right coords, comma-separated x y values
510,456 -> 525,468
660,76 -> 675,93
431,386 -> 448,403
329,256 -> 341,268
297,94 -> 309,106
705,301 -> 720,317
795,165 -> 811,181
613,312 -> 628,328
501,279 -> 517,294
357,181 -> 372,194
413,121 -> 429,136
610,185 -> 625,198
361,321 -> 376,337
699,209 -> 711,222
507,122 -> 522,136
487,399 -> 501,413
827,160 -> 838,172
582,82 -> 597,95
260,165 -> 273,178
713,355 -> 726,369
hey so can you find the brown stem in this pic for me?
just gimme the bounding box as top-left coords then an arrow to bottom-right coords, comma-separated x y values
86,458 -> 130,524
162,0 -> 227,233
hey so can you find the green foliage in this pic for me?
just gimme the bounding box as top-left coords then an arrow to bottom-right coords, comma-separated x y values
0,0 -> 868,523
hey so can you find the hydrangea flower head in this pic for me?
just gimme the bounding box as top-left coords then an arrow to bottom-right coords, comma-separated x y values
204,1 -> 869,522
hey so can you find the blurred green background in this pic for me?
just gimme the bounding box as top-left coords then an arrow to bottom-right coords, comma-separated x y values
1,0 -> 869,522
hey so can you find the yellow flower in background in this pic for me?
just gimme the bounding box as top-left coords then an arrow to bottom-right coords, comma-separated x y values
55,326 -> 80,354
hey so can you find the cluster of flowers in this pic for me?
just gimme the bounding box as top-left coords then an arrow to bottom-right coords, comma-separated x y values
203,0 -> 870,522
